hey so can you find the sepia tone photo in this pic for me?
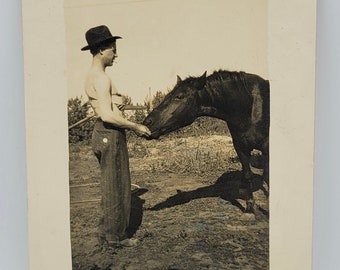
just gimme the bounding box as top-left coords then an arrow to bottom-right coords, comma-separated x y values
66,1 -> 268,269
22,0 -> 316,270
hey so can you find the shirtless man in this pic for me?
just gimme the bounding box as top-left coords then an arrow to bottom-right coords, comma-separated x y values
81,25 -> 151,248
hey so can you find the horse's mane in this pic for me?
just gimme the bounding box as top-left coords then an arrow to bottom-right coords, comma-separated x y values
178,70 -> 250,93
208,70 -> 246,82
208,70 -> 252,94
182,70 -> 246,83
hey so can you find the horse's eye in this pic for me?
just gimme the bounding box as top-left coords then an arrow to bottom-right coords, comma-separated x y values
175,94 -> 184,100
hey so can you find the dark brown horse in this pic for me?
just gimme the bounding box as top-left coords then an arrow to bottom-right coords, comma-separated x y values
143,70 -> 269,212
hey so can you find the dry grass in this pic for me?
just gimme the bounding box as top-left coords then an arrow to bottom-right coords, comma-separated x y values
127,135 -> 241,177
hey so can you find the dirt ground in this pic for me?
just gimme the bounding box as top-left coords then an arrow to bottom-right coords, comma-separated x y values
69,135 -> 269,270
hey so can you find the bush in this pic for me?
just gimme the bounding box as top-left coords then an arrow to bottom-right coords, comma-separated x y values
160,116 -> 230,139
68,97 -> 95,144
133,103 -> 147,124
151,90 -> 166,109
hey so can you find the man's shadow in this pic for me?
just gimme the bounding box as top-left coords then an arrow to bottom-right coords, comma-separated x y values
126,188 -> 148,237
148,171 -> 268,214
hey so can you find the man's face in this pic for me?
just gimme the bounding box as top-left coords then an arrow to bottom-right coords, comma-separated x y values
102,42 -> 117,66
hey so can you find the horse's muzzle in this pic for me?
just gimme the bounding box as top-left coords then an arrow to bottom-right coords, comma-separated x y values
143,118 -> 153,127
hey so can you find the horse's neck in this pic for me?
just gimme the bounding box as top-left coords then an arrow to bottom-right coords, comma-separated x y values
197,79 -> 230,120
198,105 -> 228,120
197,76 -> 251,123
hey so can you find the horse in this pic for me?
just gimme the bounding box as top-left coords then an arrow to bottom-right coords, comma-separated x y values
143,70 -> 269,213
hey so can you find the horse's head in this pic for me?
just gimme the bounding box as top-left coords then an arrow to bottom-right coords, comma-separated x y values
143,72 -> 207,139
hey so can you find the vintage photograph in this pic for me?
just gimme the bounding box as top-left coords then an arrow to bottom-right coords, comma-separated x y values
22,0 -> 316,269
66,1 -> 269,269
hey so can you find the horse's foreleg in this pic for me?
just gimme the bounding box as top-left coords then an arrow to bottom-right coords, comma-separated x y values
233,143 -> 255,213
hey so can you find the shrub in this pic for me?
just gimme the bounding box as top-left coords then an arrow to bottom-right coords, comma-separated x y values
151,90 -> 166,109
68,97 -> 95,144
133,103 -> 147,124
160,117 -> 230,139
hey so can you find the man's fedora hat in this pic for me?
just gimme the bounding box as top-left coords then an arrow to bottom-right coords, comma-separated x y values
81,25 -> 122,51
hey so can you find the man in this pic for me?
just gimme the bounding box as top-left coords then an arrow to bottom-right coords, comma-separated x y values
81,25 -> 151,248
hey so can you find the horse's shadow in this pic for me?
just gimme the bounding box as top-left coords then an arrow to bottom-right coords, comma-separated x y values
127,171 -> 268,236
148,171 -> 267,214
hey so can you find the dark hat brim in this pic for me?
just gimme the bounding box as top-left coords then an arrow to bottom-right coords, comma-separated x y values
81,36 -> 122,51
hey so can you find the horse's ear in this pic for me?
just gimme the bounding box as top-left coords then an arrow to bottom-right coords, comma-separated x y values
177,75 -> 182,84
195,71 -> 207,89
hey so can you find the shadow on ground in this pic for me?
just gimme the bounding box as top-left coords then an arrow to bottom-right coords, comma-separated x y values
127,188 -> 148,237
148,171 -> 267,214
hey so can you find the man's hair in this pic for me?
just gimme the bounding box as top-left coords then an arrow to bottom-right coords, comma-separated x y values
90,40 -> 116,56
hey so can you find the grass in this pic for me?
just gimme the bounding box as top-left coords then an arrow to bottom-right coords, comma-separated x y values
68,116 -> 244,178
127,134 -> 241,177
69,134 -> 241,178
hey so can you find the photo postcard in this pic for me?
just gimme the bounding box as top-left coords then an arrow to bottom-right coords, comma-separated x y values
22,0 -> 316,269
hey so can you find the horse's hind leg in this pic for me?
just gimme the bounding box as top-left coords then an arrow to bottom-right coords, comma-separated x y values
262,137 -> 269,188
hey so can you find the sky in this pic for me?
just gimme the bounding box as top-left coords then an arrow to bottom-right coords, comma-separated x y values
64,0 -> 268,104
